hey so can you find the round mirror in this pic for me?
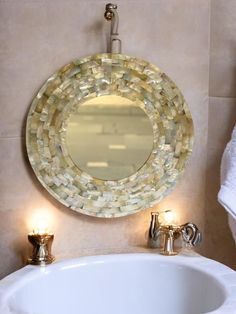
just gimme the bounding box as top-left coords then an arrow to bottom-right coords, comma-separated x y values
26,53 -> 194,218
66,95 -> 153,181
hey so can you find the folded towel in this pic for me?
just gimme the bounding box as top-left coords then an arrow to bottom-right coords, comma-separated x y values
218,125 -> 236,219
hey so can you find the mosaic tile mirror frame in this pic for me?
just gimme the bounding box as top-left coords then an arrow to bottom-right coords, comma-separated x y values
26,53 -> 194,218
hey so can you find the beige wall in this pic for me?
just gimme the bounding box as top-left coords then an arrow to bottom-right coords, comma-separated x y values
204,0 -> 236,268
0,0 -> 234,278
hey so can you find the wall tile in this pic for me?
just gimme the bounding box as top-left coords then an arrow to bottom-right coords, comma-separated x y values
0,137 -> 49,211
0,133 -> 206,277
0,0 -> 209,137
0,0 -> 212,278
209,0 -> 236,97
204,97 -> 236,269
0,0 -> 107,138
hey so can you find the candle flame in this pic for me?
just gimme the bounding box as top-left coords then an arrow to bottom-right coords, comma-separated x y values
27,208 -> 53,234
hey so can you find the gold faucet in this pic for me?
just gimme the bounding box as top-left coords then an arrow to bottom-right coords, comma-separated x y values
148,212 -> 202,255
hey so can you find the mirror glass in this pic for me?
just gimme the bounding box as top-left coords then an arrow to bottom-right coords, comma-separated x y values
66,95 -> 154,180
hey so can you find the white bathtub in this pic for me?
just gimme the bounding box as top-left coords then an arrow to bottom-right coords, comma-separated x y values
0,253 -> 236,314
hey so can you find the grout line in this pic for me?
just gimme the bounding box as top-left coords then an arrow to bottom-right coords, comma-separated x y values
0,136 -> 24,140
208,95 -> 236,100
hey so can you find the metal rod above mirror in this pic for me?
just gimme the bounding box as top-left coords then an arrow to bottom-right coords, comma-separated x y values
104,3 -> 122,53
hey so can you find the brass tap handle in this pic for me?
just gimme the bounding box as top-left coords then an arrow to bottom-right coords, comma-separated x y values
181,222 -> 202,247
149,212 -> 160,239
148,212 -> 162,248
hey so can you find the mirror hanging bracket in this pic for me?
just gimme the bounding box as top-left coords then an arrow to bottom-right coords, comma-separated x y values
104,3 -> 122,53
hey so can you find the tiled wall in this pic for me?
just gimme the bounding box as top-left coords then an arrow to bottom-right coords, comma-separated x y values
0,0 -> 234,278
204,0 -> 236,268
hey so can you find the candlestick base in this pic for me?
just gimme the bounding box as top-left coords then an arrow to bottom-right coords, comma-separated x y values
28,233 -> 55,266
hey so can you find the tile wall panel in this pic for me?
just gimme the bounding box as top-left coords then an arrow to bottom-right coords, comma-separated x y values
0,0 -> 212,278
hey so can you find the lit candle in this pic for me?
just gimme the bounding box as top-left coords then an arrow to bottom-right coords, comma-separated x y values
28,217 -> 55,265
27,208 -> 55,234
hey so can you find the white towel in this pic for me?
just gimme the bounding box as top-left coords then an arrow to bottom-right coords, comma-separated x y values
218,125 -> 236,219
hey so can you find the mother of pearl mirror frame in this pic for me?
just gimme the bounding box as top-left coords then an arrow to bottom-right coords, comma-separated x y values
26,53 -> 194,218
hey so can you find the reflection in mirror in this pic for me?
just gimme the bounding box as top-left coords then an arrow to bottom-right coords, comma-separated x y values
66,95 -> 154,180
